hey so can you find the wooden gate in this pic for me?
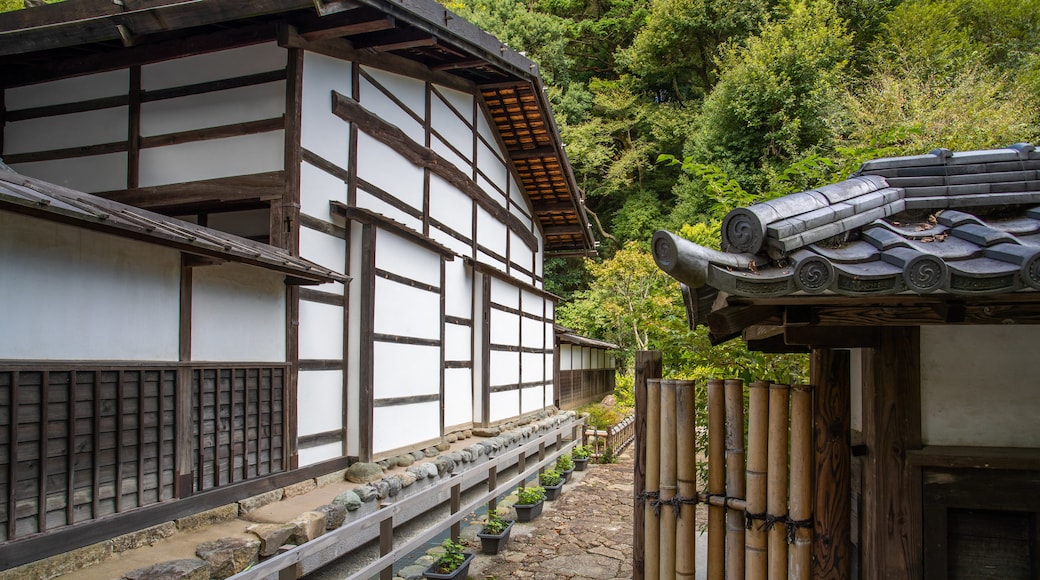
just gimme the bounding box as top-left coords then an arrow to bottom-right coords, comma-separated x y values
638,376 -> 814,579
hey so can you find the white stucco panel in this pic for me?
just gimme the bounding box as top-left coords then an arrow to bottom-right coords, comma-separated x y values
489,277 -> 519,307
5,106 -> 129,154
375,229 -> 441,287
444,323 -> 472,362
299,300 -> 344,360
301,161 -> 347,221
477,207 -> 508,257
0,213 -> 179,361
490,390 -> 520,423
139,131 -> 284,187
299,441 -> 343,467
522,318 -> 545,349
142,42 -> 286,90
920,325 -> 1040,447
433,85 -> 473,123
10,153 -> 128,193
444,368 -> 473,428
429,173 -> 473,239
559,345 -> 573,371
191,263 -> 286,362
521,385 -> 545,414
373,402 -> 439,455
299,226 -> 346,278
490,310 -> 520,347
5,69 -> 127,110
372,342 -> 440,399
355,189 -> 422,232
302,51 -> 352,168
431,96 -> 473,163
297,370 -> 344,436
522,352 -> 546,383
490,350 -> 520,387
373,278 -> 440,340
443,259 -> 473,319
355,132 -> 424,211
141,82 -> 284,136
361,67 -> 427,130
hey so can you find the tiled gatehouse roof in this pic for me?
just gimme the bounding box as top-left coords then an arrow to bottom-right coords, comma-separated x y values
653,144 -> 1040,337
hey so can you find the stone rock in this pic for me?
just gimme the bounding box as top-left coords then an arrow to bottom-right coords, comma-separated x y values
290,511 -> 327,544
399,471 -> 417,488
435,441 -> 451,452
112,522 -> 177,553
384,455 -> 399,468
601,394 -> 616,406
463,430 -> 473,439
124,559 -> 210,580
421,462 -> 438,479
405,465 -> 426,480
195,537 -> 260,579
316,468 -> 349,487
373,479 -> 390,499
353,485 -> 378,502
315,503 -> 347,530
283,479 -> 316,498
376,460 -> 391,471
396,453 -> 415,467
423,447 -> 438,458
175,504 -> 238,533
238,489 -> 283,514
384,475 -> 402,497
346,462 -> 384,484
332,490 -> 362,511
447,451 -> 463,465
472,427 -> 500,437
460,449 -> 472,463
446,433 -> 458,443
433,456 -> 450,475
246,523 -> 296,557
396,564 -> 427,580
410,450 -> 426,461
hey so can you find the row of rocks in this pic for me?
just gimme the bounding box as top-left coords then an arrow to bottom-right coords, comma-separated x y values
121,410 -> 574,580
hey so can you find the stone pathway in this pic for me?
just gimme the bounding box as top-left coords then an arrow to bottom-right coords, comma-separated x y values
467,449 -> 635,580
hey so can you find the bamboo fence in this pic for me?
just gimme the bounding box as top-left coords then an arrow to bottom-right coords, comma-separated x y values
638,377 -> 814,580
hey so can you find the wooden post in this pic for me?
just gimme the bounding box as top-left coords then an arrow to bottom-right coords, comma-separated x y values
707,379 -> 725,580
790,385 -> 814,579
724,379 -> 746,580
645,378 -> 662,580
379,507 -> 393,580
675,380 -> 697,580
635,351 -> 662,580
745,381 -> 769,579
659,379 -> 677,580
767,384 -> 790,580
862,328 -> 921,579
813,348 -> 851,579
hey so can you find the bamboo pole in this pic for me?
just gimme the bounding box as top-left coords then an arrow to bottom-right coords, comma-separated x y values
634,351 -> 662,580
789,385 -> 813,579
745,381 -> 769,580
675,380 -> 697,580
707,379 -> 725,580
645,378 -> 662,580
767,384 -> 790,580
724,379 -> 745,580
659,380 -> 677,580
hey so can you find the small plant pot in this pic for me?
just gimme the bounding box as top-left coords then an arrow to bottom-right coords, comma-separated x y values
560,468 -> 575,483
573,457 -> 589,471
543,482 -> 564,501
514,499 -> 544,522
477,520 -> 514,555
422,552 -> 474,579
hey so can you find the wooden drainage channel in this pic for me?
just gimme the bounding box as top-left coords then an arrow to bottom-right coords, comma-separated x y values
229,417 -> 584,580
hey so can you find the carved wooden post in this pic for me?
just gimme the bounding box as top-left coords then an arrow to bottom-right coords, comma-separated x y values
813,348 -> 851,579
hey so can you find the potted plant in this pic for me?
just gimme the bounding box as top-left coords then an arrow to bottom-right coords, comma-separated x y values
572,444 -> 591,471
422,538 -> 474,579
476,508 -> 514,555
556,454 -> 575,482
539,468 -> 564,500
513,485 -> 545,522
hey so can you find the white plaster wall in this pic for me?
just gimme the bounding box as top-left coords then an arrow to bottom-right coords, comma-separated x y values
375,230 -> 440,286
478,251 -> 506,274
355,189 -> 422,232
490,350 -> 519,386
373,278 -> 439,340
373,342 -> 440,398
10,153 -> 128,193
431,138 -> 472,182
374,402 -> 439,454
431,96 -> 472,162
5,69 -> 127,109
522,318 -> 545,349
443,259 -> 472,320
489,277 -> 518,306
445,323 -> 472,361
299,441 -> 343,466
477,174 -> 507,209
490,310 -> 520,346
921,326 -> 1040,447
141,42 -> 286,90
297,370 -> 343,436
191,263 -> 285,362
302,51 -> 352,168
299,226 -> 347,291
355,132 -> 424,212
5,106 -> 128,154
490,391 -> 520,423
0,212 -> 179,360
444,368 -> 473,428
477,207 -> 508,257
299,301 -> 344,360
362,68 -> 426,135
141,82 -> 284,136
346,225 -> 364,457
522,352 -> 545,383
429,174 -> 472,240
300,161 -> 347,221
521,386 -> 544,414
559,345 -> 573,371
139,131 -> 284,187
434,86 -> 473,124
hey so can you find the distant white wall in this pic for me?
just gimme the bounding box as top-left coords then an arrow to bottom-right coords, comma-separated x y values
0,212 -> 179,361
920,326 -> 1040,447
374,402 -> 439,455
191,263 -> 286,362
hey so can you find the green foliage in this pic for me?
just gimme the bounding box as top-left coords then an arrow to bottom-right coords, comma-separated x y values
431,538 -> 466,574
517,485 -> 546,505
556,454 -> 574,472
482,509 -> 510,534
613,372 -> 635,408
571,444 -> 592,460
539,468 -> 563,486
597,445 -> 618,464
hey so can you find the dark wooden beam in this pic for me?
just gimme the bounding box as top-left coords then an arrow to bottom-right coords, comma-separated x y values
784,326 -> 881,348
98,171 -> 284,209
861,327 -> 921,579
706,305 -> 782,336
813,348 -> 852,579
364,36 -> 437,52
331,90 -> 538,251
301,15 -> 395,40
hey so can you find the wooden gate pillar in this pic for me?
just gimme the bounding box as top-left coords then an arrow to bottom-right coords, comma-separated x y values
812,348 -> 851,579
633,350 -> 662,580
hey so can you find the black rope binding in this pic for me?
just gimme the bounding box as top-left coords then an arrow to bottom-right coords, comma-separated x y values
786,517 -> 813,545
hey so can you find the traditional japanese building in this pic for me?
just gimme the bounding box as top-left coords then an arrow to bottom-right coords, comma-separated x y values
0,0 -> 595,569
653,144 -> 1040,578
